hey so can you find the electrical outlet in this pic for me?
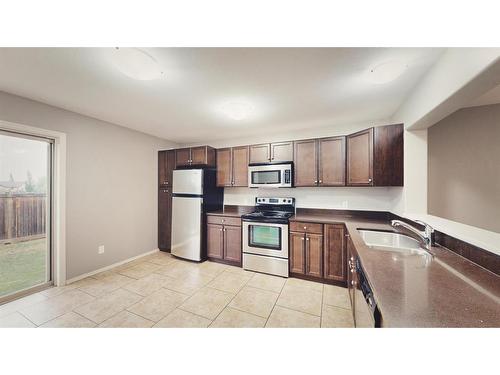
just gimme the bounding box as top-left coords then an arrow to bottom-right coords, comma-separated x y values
98,245 -> 105,254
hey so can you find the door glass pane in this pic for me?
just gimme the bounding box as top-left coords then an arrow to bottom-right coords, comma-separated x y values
249,225 -> 281,250
0,132 -> 51,298
252,170 -> 281,184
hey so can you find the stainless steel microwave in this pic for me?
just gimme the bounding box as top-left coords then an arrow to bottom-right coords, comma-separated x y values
248,163 -> 293,188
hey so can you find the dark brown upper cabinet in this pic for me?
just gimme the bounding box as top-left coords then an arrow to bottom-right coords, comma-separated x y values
294,139 -> 318,186
216,146 -> 249,187
319,137 -> 346,186
158,150 -> 175,188
175,146 -> 216,168
249,141 -> 293,164
346,124 -> 403,186
294,136 -> 345,187
270,141 -> 293,162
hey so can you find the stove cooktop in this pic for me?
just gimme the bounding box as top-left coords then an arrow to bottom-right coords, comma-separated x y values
242,197 -> 295,224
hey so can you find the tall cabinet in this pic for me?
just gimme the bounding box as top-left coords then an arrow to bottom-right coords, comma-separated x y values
158,150 -> 175,251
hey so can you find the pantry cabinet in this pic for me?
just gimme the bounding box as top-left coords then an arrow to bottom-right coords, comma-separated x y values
158,150 -> 175,251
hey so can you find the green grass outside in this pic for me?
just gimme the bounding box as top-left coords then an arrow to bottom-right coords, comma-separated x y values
0,238 -> 48,298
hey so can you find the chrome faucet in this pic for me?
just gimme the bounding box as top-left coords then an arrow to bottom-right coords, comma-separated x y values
391,219 -> 434,250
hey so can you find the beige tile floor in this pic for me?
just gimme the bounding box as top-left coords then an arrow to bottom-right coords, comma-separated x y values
0,251 -> 354,328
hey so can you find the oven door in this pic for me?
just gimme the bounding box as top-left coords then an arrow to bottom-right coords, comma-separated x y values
242,221 -> 289,259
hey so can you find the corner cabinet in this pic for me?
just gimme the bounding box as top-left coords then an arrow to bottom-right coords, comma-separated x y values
216,146 -> 249,187
346,124 -> 403,186
175,146 -> 216,168
206,215 -> 242,266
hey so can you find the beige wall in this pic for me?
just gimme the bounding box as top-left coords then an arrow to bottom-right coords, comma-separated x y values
0,91 -> 177,279
428,104 -> 500,233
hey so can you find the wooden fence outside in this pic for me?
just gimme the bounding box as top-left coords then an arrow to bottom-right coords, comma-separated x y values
0,194 -> 47,242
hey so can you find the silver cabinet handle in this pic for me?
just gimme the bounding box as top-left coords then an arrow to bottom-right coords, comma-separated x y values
319,180 -> 322,184
306,237 -> 310,241
301,237 -> 304,241
303,226 -> 307,230
220,228 -> 223,232
314,180 -> 317,184
368,178 -> 372,182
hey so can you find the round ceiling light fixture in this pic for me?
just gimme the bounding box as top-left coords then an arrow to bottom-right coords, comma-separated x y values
218,99 -> 254,121
110,47 -> 164,80
366,60 -> 408,84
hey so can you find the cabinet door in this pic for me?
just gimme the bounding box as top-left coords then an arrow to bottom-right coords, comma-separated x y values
289,232 -> 306,274
319,136 -> 345,186
191,146 -> 207,165
223,225 -> 242,264
165,150 -> 175,185
324,224 -> 346,282
216,148 -> 232,187
207,224 -> 224,259
232,146 -> 249,187
346,128 -> 373,186
158,188 -> 172,251
305,233 -> 323,278
175,148 -> 191,167
294,139 -> 318,187
249,143 -> 270,164
270,141 -> 293,162
158,151 -> 167,187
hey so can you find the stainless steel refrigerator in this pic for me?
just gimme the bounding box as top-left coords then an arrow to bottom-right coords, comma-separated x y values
171,169 -> 223,261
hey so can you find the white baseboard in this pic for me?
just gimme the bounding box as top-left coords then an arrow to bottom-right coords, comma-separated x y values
65,249 -> 160,285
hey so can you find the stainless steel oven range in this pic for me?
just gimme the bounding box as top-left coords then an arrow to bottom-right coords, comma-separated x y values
241,197 -> 295,277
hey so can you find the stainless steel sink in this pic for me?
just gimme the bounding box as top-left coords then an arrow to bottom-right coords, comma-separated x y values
358,229 -> 428,254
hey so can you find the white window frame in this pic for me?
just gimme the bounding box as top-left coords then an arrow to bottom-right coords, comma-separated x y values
0,120 -> 67,286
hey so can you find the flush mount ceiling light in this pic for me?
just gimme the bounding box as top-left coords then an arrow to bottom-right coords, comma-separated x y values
110,47 -> 164,80
218,100 -> 254,121
366,60 -> 409,84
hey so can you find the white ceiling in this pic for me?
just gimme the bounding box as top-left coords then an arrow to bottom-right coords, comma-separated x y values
0,48 -> 444,143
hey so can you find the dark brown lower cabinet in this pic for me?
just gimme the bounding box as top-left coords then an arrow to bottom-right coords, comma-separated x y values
305,234 -> 323,278
290,232 -> 306,274
289,222 -> 347,285
324,224 -> 346,282
207,217 -> 242,266
158,188 -> 172,251
223,225 -> 242,263
207,223 -> 224,260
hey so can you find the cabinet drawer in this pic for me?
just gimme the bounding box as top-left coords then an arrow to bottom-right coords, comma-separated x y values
207,215 -> 241,226
290,221 -> 323,234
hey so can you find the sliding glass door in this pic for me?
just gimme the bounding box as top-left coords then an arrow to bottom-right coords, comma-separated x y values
0,130 -> 53,301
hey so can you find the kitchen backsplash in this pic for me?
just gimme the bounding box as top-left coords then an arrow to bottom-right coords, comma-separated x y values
223,187 -> 402,211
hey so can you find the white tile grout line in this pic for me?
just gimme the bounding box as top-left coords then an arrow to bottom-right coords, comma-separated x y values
264,274 -> 288,328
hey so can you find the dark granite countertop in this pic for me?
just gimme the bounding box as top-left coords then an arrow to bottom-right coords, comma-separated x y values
291,210 -> 500,327
206,205 -> 254,218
